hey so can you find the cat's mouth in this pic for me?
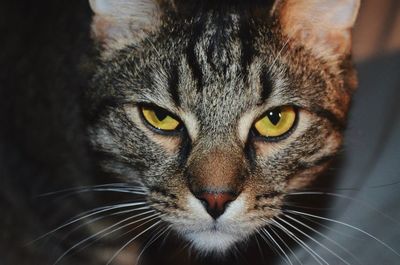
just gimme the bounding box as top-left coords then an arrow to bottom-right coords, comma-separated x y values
164,194 -> 268,253
149,190 -> 282,253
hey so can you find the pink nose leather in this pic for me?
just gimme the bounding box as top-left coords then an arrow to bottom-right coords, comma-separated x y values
196,192 -> 237,219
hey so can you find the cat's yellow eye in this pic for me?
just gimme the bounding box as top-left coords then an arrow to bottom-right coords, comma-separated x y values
254,106 -> 296,138
141,106 -> 180,132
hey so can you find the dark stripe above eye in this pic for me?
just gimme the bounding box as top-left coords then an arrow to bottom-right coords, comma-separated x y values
238,18 -> 254,78
297,154 -> 336,171
168,63 -> 181,107
313,107 -> 346,131
259,68 -> 273,103
186,18 -> 205,93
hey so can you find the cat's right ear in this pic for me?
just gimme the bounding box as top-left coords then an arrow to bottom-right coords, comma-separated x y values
272,0 -> 360,60
89,0 -> 163,55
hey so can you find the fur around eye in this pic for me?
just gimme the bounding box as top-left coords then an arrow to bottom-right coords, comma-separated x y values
253,106 -> 297,139
140,105 -> 181,132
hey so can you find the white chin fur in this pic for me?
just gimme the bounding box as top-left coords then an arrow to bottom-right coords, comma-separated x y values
185,230 -> 242,253
170,193 -> 252,253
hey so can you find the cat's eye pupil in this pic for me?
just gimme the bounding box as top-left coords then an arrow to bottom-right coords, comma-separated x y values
267,109 -> 281,125
154,109 -> 168,121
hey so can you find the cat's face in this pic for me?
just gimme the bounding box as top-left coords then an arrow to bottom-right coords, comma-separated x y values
87,0 -> 359,253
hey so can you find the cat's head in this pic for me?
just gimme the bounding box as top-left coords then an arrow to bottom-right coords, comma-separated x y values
87,0 -> 359,253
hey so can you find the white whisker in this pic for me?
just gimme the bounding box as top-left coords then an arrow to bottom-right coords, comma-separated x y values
261,227 -> 293,265
269,37 -> 290,72
74,212 -> 164,254
299,215 -> 361,241
277,216 -> 351,265
106,220 -> 163,265
272,219 -> 328,265
285,209 -> 400,258
70,200 -> 146,221
30,202 -> 147,244
257,230 -> 288,264
62,206 -> 151,240
52,210 -> 157,265
108,213 -> 166,241
254,234 -> 267,265
136,224 -> 172,264
286,191 -> 400,226
37,183 -> 146,198
283,213 -> 362,265
269,225 -> 304,265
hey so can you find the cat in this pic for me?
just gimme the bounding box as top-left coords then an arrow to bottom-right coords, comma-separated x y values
85,0 -> 359,261
6,0 -> 391,264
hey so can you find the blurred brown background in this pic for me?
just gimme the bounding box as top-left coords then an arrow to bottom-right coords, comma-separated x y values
353,0 -> 400,61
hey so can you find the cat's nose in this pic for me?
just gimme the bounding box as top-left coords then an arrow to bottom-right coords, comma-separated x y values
196,192 -> 237,219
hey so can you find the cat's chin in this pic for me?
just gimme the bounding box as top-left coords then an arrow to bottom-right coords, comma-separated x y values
184,230 -> 242,254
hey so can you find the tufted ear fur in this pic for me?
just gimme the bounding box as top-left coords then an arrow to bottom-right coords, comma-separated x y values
273,0 -> 360,59
89,0 -> 163,55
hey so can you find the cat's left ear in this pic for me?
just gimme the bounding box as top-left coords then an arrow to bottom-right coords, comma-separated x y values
89,0 -> 163,55
272,0 -> 360,59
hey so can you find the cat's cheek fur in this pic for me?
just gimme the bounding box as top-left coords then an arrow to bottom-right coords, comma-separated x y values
237,109 -> 260,144
298,130 -> 342,165
177,111 -> 200,141
286,163 -> 329,191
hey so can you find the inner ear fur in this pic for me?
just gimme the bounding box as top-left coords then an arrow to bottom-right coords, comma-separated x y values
89,0 -> 166,56
273,0 -> 361,59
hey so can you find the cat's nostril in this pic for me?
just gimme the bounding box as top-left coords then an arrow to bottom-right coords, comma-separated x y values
196,192 -> 237,219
